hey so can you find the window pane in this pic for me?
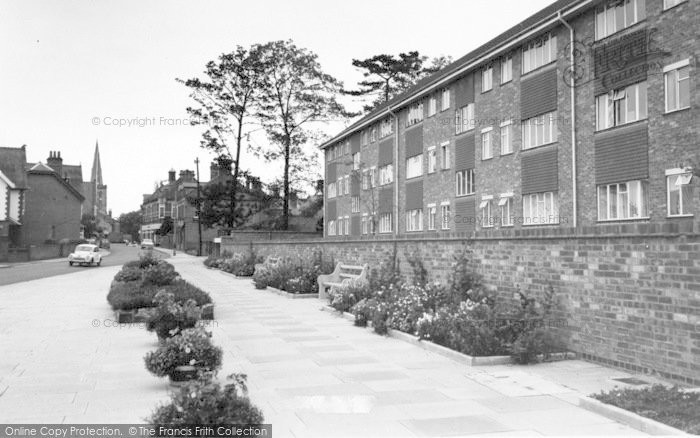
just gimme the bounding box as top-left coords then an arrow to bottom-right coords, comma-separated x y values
681,183 -> 693,215
606,6 -> 616,35
637,0 -> 646,20
638,81 -> 647,119
666,73 -> 677,111
616,3 -> 625,29
669,176 -> 681,215
609,185 -> 618,219
596,9 -> 606,38
679,67 -> 690,108
629,181 -> 640,217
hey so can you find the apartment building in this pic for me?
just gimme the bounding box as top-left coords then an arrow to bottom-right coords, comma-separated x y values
322,0 -> 697,238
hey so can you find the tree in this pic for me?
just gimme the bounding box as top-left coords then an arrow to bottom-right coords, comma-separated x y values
81,213 -> 98,238
255,40 -> 353,230
189,174 -> 266,229
345,52 -> 453,111
118,210 -> 142,242
178,45 -> 267,228
157,216 -> 173,236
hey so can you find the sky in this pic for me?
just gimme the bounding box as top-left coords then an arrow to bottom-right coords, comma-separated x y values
0,0 -> 555,216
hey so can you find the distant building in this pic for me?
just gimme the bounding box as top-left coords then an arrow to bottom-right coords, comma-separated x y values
0,146 -> 29,260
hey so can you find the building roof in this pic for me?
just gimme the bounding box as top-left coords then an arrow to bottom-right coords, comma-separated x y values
0,146 -> 29,189
320,0 -> 585,149
28,165 -> 86,202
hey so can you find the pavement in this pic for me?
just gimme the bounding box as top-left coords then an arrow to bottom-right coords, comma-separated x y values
0,252 -> 666,436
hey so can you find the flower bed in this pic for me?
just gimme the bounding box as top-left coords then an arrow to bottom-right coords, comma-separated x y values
327,252 -> 569,364
204,250 -> 258,277
252,254 -> 333,295
590,385 -> 700,434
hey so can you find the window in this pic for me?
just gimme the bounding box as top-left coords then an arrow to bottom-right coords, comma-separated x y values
499,195 -> 514,226
664,60 -> 690,113
328,220 -> 336,236
362,170 -> 369,190
370,126 -> 377,143
500,121 -> 513,155
159,205 -> 165,218
344,175 -> 350,195
481,128 -> 493,160
327,182 -> 336,198
441,202 -> 451,230
428,95 -> 437,116
664,0 -> 686,9
407,101 -> 424,126
380,117 -> 393,138
343,216 -> 349,235
406,154 -> 423,179
480,197 -> 494,228
361,130 -> 368,146
379,164 -> 393,185
440,142 -> 451,169
370,167 -> 377,187
361,214 -> 369,234
427,204 -> 437,230
456,169 -> 475,196
667,170 -> 693,217
427,147 -> 437,173
379,213 -> 393,233
522,111 -> 557,149
353,152 -> 360,170
523,192 -> 559,225
481,66 -> 493,92
501,55 -> 513,84
595,0 -> 646,41
406,209 -> 423,232
351,196 -> 360,213
455,103 -> 475,134
522,33 -> 557,74
596,81 -> 648,130
597,180 -> 648,220
440,88 -> 450,111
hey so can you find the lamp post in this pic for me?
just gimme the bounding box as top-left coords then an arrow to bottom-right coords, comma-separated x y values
195,158 -> 202,256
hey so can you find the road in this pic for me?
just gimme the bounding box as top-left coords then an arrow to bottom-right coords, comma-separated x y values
0,244 -> 170,286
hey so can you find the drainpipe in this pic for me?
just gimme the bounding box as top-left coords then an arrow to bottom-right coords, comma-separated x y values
558,12 -> 577,229
388,106 -> 399,237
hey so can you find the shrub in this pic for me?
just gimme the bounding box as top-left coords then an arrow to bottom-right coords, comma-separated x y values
329,281 -> 371,313
143,261 -> 178,286
124,253 -> 161,270
252,266 -> 270,289
147,373 -> 263,425
510,327 -> 564,364
107,281 -> 152,310
146,291 -> 201,339
165,279 -> 212,306
114,267 -> 143,282
144,327 -> 222,377
203,255 -> 218,268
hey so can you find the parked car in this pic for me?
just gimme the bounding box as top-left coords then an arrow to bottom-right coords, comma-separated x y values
68,244 -> 102,267
141,239 -> 154,250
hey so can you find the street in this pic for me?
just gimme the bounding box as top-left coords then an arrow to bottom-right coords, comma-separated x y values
0,245 -> 169,287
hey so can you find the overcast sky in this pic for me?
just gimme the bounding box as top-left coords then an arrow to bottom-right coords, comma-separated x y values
0,0 -> 555,216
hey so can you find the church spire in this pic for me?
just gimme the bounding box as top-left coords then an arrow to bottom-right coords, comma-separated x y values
91,140 -> 103,185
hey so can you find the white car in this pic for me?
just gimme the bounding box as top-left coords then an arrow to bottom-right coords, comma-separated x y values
68,244 -> 102,267
141,239 -> 154,250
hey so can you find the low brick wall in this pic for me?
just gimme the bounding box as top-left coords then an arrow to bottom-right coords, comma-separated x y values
5,242 -> 79,263
221,223 -> 700,385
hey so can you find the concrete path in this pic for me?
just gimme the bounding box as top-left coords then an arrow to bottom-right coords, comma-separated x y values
0,253 -> 655,436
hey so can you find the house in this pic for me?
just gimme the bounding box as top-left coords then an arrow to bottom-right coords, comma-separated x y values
0,146 -> 29,261
321,0 -> 697,238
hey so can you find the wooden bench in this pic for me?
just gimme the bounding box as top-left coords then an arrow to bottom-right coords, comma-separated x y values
317,262 -> 369,300
254,256 -> 281,273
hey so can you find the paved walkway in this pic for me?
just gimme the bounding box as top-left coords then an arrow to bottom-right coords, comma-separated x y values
0,253 -> 659,436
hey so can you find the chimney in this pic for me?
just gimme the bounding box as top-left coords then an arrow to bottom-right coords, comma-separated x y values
47,151 -> 63,177
168,169 -> 176,183
210,162 -> 219,181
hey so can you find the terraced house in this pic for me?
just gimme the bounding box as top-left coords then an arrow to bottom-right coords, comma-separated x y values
322,0 -> 697,237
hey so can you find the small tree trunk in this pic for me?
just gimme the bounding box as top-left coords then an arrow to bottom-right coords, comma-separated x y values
228,121 -> 244,229
282,136 -> 290,230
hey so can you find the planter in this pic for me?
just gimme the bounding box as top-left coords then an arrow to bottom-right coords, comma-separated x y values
169,365 -> 199,387
115,309 -> 134,323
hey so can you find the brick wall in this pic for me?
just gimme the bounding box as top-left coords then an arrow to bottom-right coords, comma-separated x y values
222,224 -> 700,385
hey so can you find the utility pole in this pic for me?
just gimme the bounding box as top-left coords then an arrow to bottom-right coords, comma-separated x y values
195,158 -> 203,256
173,172 -> 177,256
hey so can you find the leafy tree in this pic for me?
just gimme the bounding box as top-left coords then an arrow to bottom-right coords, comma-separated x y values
178,45 -> 267,228
81,213 -> 99,238
157,216 -> 173,236
346,52 -> 453,111
118,210 -> 142,242
189,174 -> 270,229
255,40 -> 353,230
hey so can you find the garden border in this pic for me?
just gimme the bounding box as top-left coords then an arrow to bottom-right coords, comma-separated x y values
320,305 -> 575,366
115,303 -> 214,323
578,396 -> 690,436
264,285 -> 319,299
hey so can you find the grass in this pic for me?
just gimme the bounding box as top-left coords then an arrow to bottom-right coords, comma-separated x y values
592,384 -> 700,434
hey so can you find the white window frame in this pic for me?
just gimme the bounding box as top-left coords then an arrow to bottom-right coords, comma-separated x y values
456,169 -> 475,197
500,120 -> 513,155
481,127 -> 493,160
380,117 -> 393,138
353,152 -> 360,170
406,208 -> 423,232
595,0 -> 646,41
501,55 -> 513,84
440,141 -> 451,170
370,166 -> 377,187
427,204 -> 437,230
361,130 -> 368,147
597,180 -> 648,221
361,214 -> 369,235
428,95 -> 437,117
499,193 -> 514,226
379,164 -> 393,185
455,103 -> 475,134
345,175 -> 350,195
344,216 -> 350,235
596,81 -> 648,131
480,196 -> 494,228
440,201 -> 451,230
379,213 -> 393,233
328,220 -> 336,236
481,66 -> 493,92
440,88 -> 450,111
522,33 -> 557,74
666,168 -> 693,217
407,101 -> 424,126
327,182 -> 336,199
362,170 -> 369,190
351,196 -> 360,213
522,111 -> 557,149
664,60 -> 690,113
523,192 -> 559,225
370,126 -> 377,143
406,154 -> 423,179
427,147 -> 437,174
